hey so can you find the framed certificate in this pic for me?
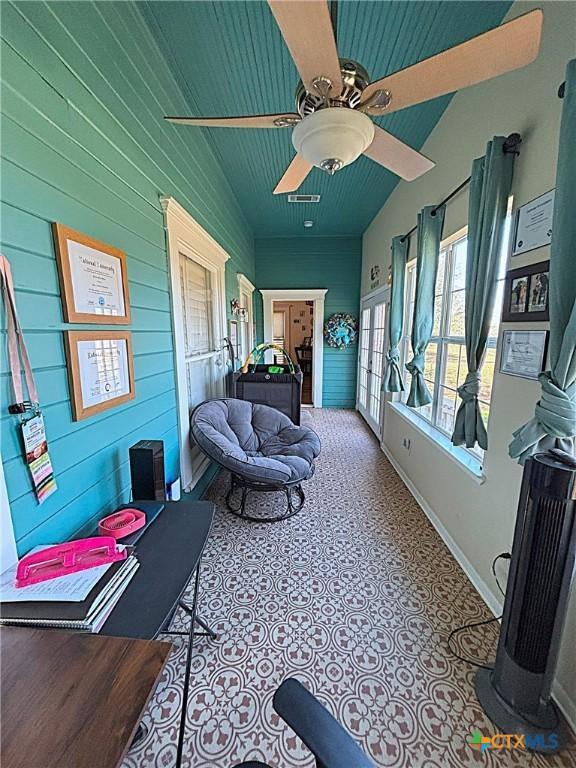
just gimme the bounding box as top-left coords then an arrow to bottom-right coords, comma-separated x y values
52,223 -> 131,324
512,189 -> 554,256
64,331 -> 135,420
499,330 -> 548,380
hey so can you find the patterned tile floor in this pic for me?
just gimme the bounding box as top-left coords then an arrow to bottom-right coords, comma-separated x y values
124,409 -> 575,768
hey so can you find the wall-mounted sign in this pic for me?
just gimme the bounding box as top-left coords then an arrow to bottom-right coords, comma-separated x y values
500,330 -> 549,380
64,331 -> 135,421
52,223 -> 131,323
512,189 -> 554,256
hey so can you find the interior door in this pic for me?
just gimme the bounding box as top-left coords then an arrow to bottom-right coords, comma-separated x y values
357,292 -> 389,437
179,252 -> 224,478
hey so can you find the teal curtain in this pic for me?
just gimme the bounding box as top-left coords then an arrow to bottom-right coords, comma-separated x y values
406,205 -> 445,407
383,236 -> 409,392
509,59 -> 576,463
452,137 -> 514,450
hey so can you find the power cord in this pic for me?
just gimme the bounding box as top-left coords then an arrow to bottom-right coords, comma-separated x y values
446,552 -> 562,731
446,552 -> 511,670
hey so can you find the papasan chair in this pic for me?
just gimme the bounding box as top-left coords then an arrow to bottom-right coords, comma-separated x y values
190,398 -> 321,522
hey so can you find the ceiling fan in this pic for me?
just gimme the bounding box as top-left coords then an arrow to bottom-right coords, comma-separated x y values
165,2 -> 543,195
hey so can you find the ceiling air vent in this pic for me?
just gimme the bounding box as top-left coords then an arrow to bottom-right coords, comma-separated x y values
288,194 -> 321,203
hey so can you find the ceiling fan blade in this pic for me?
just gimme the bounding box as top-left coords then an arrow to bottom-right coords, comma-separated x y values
268,0 -> 343,97
165,113 -> 301,128
364,126 -> 435,181
361,9 -> 543,114
273,154 -> 314,195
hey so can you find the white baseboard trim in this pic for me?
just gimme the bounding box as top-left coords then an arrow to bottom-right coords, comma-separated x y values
381,441 -> 576,733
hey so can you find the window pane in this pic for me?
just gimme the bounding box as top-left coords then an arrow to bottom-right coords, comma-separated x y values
449,289 -> 465,336
420,401 -> 433,421
438,386 -> 457,434
424,342 -> 438,382
180,255 -> 214,356
443,343 -> 465,392
452,239 -> 467,291
432,250 -> 446,336
479,347 -> 496,404
436,249 -> 447,297
433,297 -> 442,337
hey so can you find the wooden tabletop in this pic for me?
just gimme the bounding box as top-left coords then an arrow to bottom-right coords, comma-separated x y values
0,626 -> 172,768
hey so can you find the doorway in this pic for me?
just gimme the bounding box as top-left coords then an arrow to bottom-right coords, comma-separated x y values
261,289 -> 327,408
272,300 -> 314,405
357,288 -> 389,437
162,196 -> 229,490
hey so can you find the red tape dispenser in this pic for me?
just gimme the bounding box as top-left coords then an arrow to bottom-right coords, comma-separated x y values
15,537 -> 127,588
98,508 -> 146,540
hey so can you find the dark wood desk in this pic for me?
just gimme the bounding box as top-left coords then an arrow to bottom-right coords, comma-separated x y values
102,498 -> 216,766
1,499 -> 216,768
100,500 -> 215,640
0,627 -> 171,768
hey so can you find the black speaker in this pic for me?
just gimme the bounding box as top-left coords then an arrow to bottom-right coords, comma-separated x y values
129,440 -> 165,501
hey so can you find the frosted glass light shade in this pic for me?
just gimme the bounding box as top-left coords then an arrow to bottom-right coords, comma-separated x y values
292,108 -> 375,171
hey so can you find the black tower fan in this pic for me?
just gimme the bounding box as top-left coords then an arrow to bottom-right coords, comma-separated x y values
475,450 -> 576,752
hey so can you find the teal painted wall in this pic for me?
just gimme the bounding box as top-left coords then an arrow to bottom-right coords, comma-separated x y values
0,1 -> 254,555
255,237 -> 361,408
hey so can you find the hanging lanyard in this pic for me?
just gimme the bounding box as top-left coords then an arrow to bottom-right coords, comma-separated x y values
1,254 -> 57,504
0,254 -> 39,414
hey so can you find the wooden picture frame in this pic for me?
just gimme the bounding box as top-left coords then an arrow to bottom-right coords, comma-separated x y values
52,223 -> 131,324
501,260 -> 550,323
64,331 -> 135,421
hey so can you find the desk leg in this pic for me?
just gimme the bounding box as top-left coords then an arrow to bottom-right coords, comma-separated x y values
174,564 -> 201,768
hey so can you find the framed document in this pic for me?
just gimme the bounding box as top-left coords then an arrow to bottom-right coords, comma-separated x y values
502,260 -> 549,323
64,331 -> 135,421
52,223 -> 131,324
512,189 -> 554,256
499,330 -> 548,380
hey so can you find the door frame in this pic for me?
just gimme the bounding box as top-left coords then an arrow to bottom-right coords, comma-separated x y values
161,196 -> 229,490
260,288 -> 327,407
356,286 -> 390,437
237,273 -> 255,364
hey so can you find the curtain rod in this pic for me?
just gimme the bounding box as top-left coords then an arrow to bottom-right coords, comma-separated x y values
400,133 -> 522,243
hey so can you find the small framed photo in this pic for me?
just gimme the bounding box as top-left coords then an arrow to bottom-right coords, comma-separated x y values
502,260 -> 549,322
500,330 -> 548,380
527,271 -> 549,313
64,331 -> 135,421
52,223 -> 131,324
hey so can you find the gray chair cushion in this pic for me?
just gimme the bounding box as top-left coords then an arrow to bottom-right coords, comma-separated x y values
190,399 -> 321,485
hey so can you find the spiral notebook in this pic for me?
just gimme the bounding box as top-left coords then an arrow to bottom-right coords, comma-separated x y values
0,555 -> 139,632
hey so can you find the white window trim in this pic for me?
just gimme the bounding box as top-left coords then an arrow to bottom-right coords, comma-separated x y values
260,288 -> 327,408
237,273 -> 255,362
161,196 -> 229,491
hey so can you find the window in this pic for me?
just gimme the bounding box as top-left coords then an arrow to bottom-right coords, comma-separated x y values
401,209 -> 511,456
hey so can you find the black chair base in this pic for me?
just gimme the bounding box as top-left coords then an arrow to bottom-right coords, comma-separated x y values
225,472 -> 305,523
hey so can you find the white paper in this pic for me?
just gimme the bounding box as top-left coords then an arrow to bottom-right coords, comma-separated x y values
77,338 -> 130,409
513,189 -> 555,255
0,545 -> 117,602
68,239 -> 125,316
500,331 -> 547,380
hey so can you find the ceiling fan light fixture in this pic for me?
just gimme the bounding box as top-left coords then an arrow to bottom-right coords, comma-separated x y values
320,158 -> 343,175
292,108 -> 374,173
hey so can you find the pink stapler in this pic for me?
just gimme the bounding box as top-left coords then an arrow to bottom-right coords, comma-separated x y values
15,537 -> 127,588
